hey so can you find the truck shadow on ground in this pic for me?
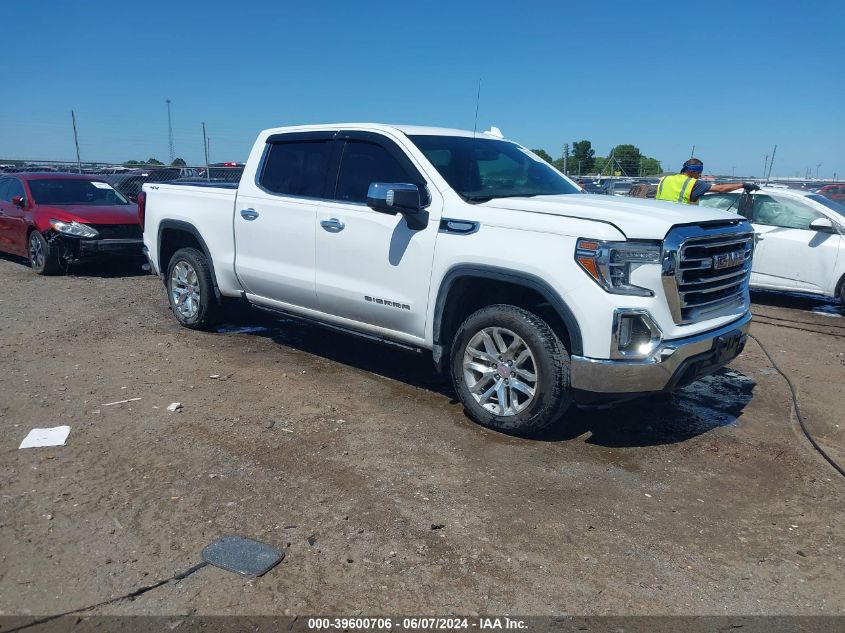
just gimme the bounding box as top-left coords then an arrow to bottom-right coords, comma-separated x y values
751,289 -> 845,316
0,252 -> 148,278
227,308 -> 756,449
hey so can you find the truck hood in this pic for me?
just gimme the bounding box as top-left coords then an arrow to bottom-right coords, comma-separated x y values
36,204 -> 139,225
480,194 -> 743,239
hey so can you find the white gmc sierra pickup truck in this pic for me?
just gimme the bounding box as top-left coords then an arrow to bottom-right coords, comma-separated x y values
141,124 -> 753,435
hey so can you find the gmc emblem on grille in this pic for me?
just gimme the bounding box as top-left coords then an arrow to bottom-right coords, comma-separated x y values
713,250 -> 745,270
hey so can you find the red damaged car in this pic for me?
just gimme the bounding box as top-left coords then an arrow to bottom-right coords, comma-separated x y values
0,172 -> 142,274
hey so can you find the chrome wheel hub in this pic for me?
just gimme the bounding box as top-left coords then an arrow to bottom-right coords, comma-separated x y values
29,233 -> 44,269
463,327 -> 538,416
170,261 -> 200,319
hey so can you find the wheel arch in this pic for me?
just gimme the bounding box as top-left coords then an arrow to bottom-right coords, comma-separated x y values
157,220 -> 221,300
432,265 -> 583,372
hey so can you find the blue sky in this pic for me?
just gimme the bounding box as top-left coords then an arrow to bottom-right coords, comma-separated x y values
1,0 -> 841,178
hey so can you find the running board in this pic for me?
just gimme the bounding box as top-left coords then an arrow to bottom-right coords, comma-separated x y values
249,304 -> 426,355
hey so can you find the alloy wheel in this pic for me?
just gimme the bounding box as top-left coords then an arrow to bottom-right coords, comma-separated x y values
170,261 -> 201,319
463,326 -> 538,416
29,233 -> 45,270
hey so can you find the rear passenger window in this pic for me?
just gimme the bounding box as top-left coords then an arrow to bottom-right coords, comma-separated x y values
260,141 -> 333,198
335,141 -> 413,204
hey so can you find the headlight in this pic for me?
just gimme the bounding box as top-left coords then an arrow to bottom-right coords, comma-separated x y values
49,219 -> 99,238
575,238 -> 661,296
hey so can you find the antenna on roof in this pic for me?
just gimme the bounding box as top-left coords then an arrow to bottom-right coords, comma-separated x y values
473,78 -> 482,138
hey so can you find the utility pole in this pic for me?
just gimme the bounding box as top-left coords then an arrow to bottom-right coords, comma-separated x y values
202,122 -> 210,182
166,99 -> 175,164
578,161 -> 582,177
816,163 -> 822,179
206,137 -> 211,164
762,154 -> 768,180
766,144 -> 777,183
562,143 -> 569,175
70,110 -> 82,174
690,144 -> 695,158
71,110 -> 82,174
732,166 -> 736,177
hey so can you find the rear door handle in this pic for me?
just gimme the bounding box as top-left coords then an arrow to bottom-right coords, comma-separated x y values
240,208 -> 259,221
320,218 -> 345,232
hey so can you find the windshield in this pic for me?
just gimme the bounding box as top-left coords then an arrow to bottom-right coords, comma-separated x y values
807,194 -> 845,217
28,179 -> 131,205
409,135 -> 580,201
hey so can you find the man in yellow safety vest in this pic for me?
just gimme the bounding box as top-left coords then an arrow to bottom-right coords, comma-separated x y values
655,158 -> 758,205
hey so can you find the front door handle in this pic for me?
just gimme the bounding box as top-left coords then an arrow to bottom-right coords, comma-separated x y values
240,208 -> 259,221
320,218 -> 345,232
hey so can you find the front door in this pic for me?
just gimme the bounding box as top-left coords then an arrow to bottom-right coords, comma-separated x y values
0,178 -> 29,256
750,194 -> 841,293
314,132 -> 441,341
233,132 -> 337,311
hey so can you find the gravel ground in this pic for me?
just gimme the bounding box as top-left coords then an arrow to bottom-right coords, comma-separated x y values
0,254 -> 844,617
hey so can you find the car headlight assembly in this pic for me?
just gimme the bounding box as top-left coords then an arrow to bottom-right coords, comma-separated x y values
575,238 -> 661,296
49,219 -> 99,239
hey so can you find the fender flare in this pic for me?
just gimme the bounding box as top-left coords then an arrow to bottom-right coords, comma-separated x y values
157,219 -> 222,300
431,264 -> 583,364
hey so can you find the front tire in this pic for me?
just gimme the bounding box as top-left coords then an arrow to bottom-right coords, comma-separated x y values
166,247 -> 220,329
28,231 -> 61,275
450,304 -> 572,436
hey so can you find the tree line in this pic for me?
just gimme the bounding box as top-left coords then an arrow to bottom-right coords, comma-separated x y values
531,140 -> 663,177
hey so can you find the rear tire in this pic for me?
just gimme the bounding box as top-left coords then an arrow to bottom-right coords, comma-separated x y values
165,247 -> 220,330
28,231 -> 61,276
450,304 -> 572,436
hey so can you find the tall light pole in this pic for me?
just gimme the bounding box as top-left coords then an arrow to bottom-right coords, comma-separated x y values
166,99 -> 175,165
816,163 -> 822,179
732,166 -> 736,177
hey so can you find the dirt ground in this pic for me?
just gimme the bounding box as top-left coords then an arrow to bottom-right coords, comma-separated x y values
1,253 -> 844,617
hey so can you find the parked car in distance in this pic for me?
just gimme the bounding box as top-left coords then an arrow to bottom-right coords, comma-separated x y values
105,167 -> 202,201
816,184 -> 845,203
576,180 -> 608,194
0,173 -> 143,274
699,188 -> 845,303
143,123 -> 754,435
198,162 -> 245,182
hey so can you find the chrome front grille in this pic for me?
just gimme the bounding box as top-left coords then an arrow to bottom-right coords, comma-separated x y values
662,222 -> 754,324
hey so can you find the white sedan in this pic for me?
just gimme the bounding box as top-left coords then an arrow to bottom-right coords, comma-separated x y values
699,187 -> 845,304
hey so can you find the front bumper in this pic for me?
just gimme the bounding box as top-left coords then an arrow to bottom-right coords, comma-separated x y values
78,238 -> 144,256
570,312 -> 751,395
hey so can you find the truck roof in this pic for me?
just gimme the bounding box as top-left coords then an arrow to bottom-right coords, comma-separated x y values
258,123 -> 505,140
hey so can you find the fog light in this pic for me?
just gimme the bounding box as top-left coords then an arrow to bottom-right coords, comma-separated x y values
612,309 -> 663,359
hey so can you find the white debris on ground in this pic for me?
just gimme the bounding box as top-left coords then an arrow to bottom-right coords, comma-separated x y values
166,402 -> 183,412
19,426 -> 71,449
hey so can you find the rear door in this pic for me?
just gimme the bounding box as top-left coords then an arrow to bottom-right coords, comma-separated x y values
233,132 -> 337,310
749,194 -> 841,293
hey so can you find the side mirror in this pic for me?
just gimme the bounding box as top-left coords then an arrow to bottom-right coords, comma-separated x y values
809,217 -> 836,233
366,182 -> 428,230
11,195 -> 25,208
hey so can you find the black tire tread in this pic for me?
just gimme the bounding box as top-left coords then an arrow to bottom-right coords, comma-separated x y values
166,247 -> 220,330
451,304 -> 571,436
29,231 -> 62,276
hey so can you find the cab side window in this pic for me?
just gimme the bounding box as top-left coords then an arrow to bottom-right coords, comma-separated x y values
0,178 -> 10,202
259,140 -> 334,198
751,195 -> 825,230
334,141 -> 413,204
